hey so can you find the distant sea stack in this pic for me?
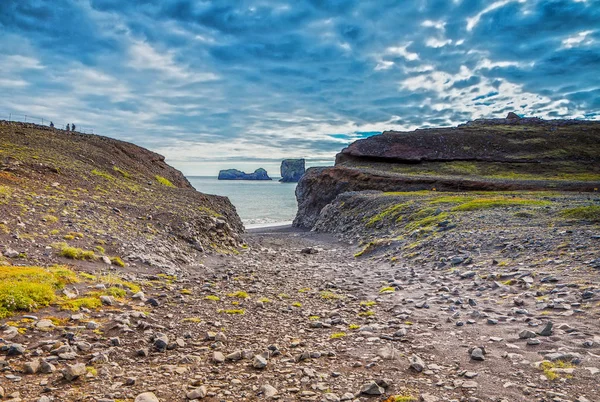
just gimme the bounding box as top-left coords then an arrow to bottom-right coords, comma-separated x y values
218,168 -> 272,180
280,159 -> 306,182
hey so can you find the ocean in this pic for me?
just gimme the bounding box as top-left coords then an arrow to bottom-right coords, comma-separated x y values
187,176 -> 298,228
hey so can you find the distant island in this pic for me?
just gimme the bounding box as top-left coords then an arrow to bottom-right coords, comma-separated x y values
279,159 -> 305,182
218,168 -> 272,180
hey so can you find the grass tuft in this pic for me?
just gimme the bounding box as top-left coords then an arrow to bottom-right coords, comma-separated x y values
155,175 -> 175,187
560,205 -> 600,223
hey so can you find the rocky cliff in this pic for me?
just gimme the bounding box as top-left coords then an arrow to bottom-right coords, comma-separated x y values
294,116 -> 600,229
218,168 -> 271,180
0,121 -> 243,272
279,159 -> 305,182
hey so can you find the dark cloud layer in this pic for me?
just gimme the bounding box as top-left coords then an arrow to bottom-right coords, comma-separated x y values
0,0 -> 598,174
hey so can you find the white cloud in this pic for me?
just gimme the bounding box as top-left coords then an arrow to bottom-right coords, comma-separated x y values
466,0 -> 525,31
128,40 -> 219,82
386,43 -> 420,61
561,30 -> 595,49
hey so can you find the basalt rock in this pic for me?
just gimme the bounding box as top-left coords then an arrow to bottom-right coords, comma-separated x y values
218,168 -> 272,180
279,159 -> 305,182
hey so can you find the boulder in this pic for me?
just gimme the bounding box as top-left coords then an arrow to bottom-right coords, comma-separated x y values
279,159 -> 305,182
218,168 -> 271,180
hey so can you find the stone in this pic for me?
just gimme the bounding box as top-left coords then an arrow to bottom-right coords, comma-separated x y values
213,351 -> 225,363
154,333 -> 169,352
470,348 -> 485,361
135,392 -> 160,402
261,384 -> 278,398
24,359 -> 41,374
63,363 -> 86,381
519,330 -> 537,339
409,354 -> 426,372
100,295 -> 115,305
3,248 -> 19,258
537,321 -> 553,336
7,344 -> 25,356
420,395 -> 439,402
186,386 -> 207,399
40,360 -> 56,374
360,381 -> 385,396
35,319 -> 55,329
253,354 -> 268,369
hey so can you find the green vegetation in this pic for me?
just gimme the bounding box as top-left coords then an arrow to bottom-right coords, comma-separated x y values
197,206 -> 222,217
91,169 -> 115,181
0,265 -> 79,318
227,290 -> 249,299
348,324 -> 360,330
60,297 -> 102,311
360,300 -> 376,307
358,310 -> 375,317
218,309 -> 245,314
330,332 -> 346,339
539,360 -> 575,381
560,205 -> 600,223
451,198 -> 550,211
59,245 -> 96,260
379,286 -> 395,293
320,291 -> 342,300
155,175 -> 175,187
291,301 -> 302,307
112,166 -> 131,179
110,256 -> 125,267
366,202 -> 410,227
204,295 -> 220,301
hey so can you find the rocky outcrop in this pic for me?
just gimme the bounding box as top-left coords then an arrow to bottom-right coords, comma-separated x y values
0,120 -> 244,268
218,168 -> 271,180
279,159 -> 305,182
294,117 -> 600,229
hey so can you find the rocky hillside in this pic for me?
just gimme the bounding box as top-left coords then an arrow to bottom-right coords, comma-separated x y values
0,121 -> 243,273
294,116 -> 600,229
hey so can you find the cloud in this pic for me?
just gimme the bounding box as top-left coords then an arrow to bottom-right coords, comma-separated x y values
0,0 -> 598,174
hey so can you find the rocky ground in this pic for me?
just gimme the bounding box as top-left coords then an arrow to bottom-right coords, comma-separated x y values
1,191 -> 599,402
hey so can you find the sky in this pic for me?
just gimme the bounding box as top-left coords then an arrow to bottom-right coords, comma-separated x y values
1,0 -> 599,176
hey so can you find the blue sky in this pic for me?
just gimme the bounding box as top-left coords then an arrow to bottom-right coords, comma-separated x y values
1,0 -> 599,175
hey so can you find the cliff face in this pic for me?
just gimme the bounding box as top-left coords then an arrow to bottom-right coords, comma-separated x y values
293,117 -> 600,229
218,168 -> 272,180
0,121 -> 243,272
280,159 -> 305,182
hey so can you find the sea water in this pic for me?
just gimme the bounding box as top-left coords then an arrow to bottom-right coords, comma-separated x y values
187,176 -> 298,228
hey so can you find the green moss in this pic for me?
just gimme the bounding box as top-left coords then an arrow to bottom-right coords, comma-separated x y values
91,169 -> 115,181
104,287 -> 126,298
59,246 -> 96,260
320,291 -> 342,300
348,324 -> 360,330
59,297 -> 102,311
112,166 -> 131,179
360,300 -> 377,307
366,202 -> 411,227
358,310 -> 375,317
227,290 -> 249,299
560,205 -> 600,223
330,332 -> 346,339
451,198 -> 551,211
0,265 -> 77,318
379,286 -> 395,293
43,214 -> 59,223
218,309 -> 245,314
197,206 -> 222,217
155,175 -> 175,187
204,295 -> 220,301
291,301 -> 302,307
110,256 -> 125,267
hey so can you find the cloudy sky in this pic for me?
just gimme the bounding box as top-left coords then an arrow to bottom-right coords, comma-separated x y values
1,0 -> 599,175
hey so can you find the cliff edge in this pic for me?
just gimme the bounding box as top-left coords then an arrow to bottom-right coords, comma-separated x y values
294,116 -> 600,229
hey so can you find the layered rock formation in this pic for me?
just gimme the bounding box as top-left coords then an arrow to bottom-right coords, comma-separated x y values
279,159 -> 305,182
294,116 -> 600,229
218,168 -> 271,180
